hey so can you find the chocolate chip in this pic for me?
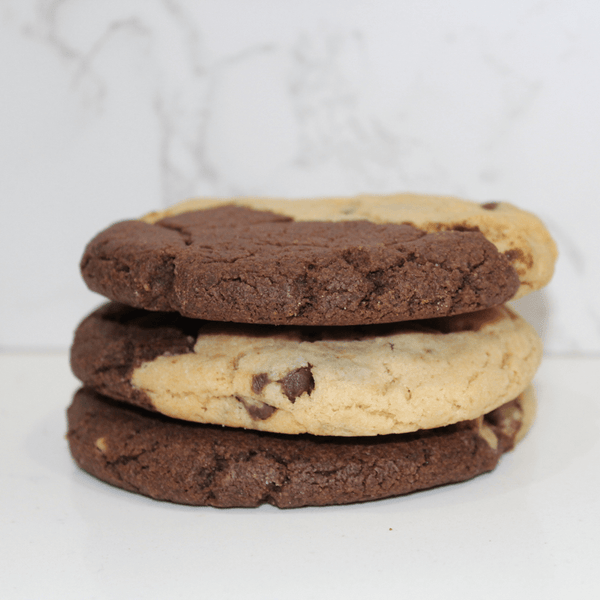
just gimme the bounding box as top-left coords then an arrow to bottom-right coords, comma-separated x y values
481,202 -> 499,210
235,396 -> 277,420
278,365 -> 314,403
252,373 -> 270,394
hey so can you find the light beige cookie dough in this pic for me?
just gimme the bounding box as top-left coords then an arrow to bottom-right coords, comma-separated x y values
143,193 -> 557,301
131,306 -> 542,436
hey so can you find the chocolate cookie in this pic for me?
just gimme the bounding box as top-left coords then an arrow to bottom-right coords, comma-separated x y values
71,302 -> 542,436
66,386 -> 535,508
80,194 -> 556,326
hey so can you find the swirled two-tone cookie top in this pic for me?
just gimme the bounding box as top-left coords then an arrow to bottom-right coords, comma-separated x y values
80,193 -> 557,325
71,302 -> 542,436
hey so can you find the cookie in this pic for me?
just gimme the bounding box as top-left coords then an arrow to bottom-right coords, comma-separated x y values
66,386 -> 535,508
71,302 -> 542,436
80,194 -> 557,326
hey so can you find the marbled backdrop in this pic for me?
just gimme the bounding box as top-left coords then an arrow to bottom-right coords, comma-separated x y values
1,0 -> 599,353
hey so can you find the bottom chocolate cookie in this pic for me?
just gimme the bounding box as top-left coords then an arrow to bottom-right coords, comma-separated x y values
67,387 -> 535,508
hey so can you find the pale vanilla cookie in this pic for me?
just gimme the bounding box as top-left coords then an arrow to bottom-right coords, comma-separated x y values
80,194 -> 556,326
66,386 -> 536,508
71,302 -> 542,437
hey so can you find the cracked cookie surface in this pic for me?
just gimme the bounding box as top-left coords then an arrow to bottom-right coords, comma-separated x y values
80,193 -> 557,325
66,386 -> 535,508
71,302 -> 542,436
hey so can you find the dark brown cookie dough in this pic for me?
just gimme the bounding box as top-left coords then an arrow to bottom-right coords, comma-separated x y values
66,387 -> 528,508
80,205 -> 519,325
70,302 -> 199,411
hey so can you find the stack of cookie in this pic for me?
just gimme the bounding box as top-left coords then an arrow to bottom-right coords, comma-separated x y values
67,194 -> 557,507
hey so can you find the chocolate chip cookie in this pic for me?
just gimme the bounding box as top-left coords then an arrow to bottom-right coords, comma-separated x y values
71,302 -> 542,436
80,194 -> 556,325
66,386 -> 535,508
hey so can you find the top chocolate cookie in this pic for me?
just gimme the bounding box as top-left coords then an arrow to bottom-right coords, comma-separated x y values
80,194 -> 557,325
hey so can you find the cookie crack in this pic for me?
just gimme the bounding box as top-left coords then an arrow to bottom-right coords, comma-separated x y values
98,440 -> 163,495
157,221 -> 193,246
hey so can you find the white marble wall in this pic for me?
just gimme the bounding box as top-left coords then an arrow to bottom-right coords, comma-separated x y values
1,0 -> 599,353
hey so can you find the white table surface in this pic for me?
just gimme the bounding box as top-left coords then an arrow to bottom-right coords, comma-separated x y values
1,353 -> 598,599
